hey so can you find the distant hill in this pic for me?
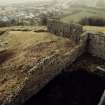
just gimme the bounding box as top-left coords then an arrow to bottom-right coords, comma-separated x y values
70,0 -> 97,7
60,5 -> 105,24
54,0 -> 105,9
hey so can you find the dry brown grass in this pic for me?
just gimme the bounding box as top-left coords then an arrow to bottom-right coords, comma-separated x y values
0,26 -> 47,32
0,31 -> 76,99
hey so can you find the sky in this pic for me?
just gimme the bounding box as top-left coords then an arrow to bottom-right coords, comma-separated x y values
0,0 -> 103,6
0,0 -> 49,4
0,0 -> 93,4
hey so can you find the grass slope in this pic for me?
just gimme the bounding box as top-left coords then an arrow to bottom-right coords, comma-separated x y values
84,26 -> 105,33
0,31 -> 75,102
61,6 -> 105,24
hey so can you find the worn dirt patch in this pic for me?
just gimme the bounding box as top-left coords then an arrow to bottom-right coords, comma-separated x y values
0,50 -> 15,65
0,31 -> 6,36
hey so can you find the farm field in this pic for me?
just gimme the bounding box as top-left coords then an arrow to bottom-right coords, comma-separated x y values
61,6 -> 105,24
83,26 -> 105,33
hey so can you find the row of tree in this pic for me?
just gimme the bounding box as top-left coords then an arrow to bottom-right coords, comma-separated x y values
79,17 -> 105,26
0,18 -> 38,27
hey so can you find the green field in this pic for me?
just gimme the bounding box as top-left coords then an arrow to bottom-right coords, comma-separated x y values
84,26 -> 105,33
60,6 -> 105,24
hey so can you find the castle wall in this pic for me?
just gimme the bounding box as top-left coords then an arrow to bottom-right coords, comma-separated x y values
88,32 -> 105,60
47,19 -> 105,60
47,19 -> 83,43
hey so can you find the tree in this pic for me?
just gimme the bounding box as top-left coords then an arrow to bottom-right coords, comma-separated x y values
40,14 -> 48,25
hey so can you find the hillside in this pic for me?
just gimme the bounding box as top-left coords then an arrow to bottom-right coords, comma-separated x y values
60,6 -> 105,24
56,0 -> 105,8
0,30 -> 76,104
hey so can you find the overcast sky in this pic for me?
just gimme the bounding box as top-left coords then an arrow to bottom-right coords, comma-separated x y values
0,0 -> 101,6
0,0 -> 50,4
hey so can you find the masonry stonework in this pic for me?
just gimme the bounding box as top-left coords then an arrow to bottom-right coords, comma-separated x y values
47,19 -> 83,43
88,32 -> 105,60
47,20 -> 105,60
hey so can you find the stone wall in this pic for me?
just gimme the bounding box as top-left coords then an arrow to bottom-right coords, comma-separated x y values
87,32 -> 105,60
47,19 -> 105,60
47,19 -> 83,43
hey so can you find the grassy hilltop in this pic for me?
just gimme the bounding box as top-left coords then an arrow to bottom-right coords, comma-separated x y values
0,29 -> 76,103
61,6 -> 105,24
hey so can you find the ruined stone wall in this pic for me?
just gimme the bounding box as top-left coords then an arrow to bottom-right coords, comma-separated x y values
88,32 -> 105,60
47,19 -> 83,43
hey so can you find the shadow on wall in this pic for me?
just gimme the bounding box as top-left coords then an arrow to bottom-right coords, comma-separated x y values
23,69 -> 105,105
